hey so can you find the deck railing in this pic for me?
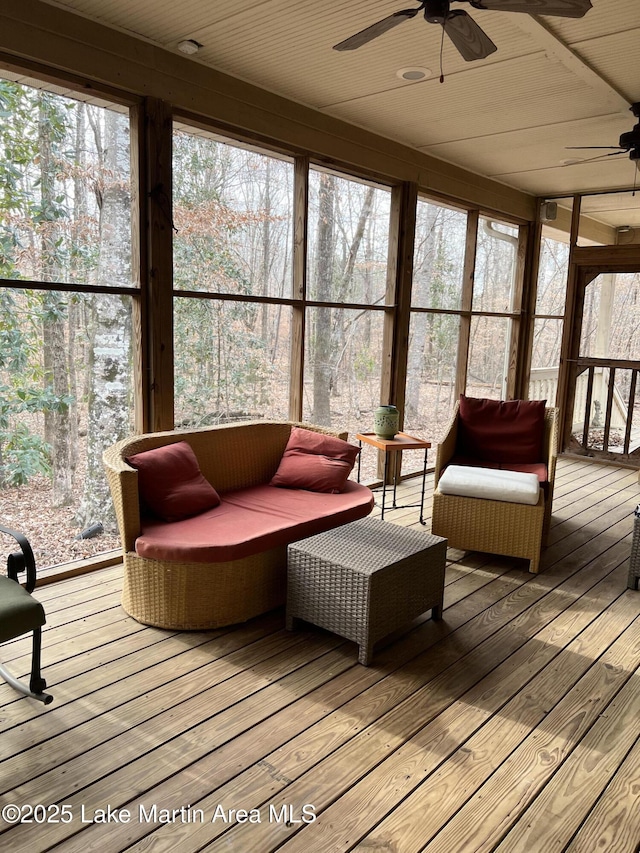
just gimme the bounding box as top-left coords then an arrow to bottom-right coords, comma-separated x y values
572,358 -> 639,456
528,367 -> 560,407
530,362 -> 637,458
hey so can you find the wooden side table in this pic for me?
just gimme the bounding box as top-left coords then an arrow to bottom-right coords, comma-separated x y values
355,432 -> 431,525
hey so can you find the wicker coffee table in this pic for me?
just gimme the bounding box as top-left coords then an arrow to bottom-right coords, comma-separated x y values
286,517 -> 447,665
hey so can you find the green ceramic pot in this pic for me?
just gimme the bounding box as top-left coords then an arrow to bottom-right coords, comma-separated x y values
374,405 -> 399,439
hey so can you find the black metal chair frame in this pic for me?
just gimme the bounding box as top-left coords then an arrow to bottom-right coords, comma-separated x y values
0,524 -> 52,705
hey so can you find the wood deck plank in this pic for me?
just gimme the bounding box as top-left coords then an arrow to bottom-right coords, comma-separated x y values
158,524 -> 632,849
420,618 -> 640,853
0,613 -> 286,759
188,553 -> 635,852
346,569 -> 636,853
0,458 -> 638,853
0,642 -> 353,849
563,735 -> 640,853
0,631 -> 345,801
493,618 -> 640,852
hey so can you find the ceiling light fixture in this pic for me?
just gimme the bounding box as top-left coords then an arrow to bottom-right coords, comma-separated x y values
178,39 -> 202,55
396,66 -> 431,81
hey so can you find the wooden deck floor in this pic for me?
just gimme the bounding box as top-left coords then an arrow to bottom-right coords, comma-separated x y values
1,458 -> 640,853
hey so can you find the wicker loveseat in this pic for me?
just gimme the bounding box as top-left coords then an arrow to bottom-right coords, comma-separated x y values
432,399 -> 558,574
103,420 -> 374,630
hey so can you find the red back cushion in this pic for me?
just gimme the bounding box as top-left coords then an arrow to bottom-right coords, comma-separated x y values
271,427 -> 360,493
126,441 -> 221,522
457,395 -> 546,464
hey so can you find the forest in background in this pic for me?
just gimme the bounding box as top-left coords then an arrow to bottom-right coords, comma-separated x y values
0,76 -> 601,570
0,80 -> 132,566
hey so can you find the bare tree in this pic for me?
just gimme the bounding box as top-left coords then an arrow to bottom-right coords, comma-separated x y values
78,109 -> 132,530
312,172 -> 336,424
38,93 -> 73,507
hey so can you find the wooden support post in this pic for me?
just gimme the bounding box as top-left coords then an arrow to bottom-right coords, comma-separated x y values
506,221 -> 529,399
455,209 -> 478,400
380,181 -> 418,482
514,213 -> 543,400
143,97 -> 174,432
129,102 -> 149,434
289,156 -> 308,422
624,370 -> 637,455
556,194 -> 582,452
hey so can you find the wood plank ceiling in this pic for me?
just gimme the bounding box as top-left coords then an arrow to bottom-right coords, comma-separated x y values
43,0 -> 640,227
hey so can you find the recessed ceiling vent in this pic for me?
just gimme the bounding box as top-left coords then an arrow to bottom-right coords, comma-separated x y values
396,67 -> 431,81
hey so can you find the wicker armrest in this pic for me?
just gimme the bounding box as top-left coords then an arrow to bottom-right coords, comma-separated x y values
434,403 -> 460,487
543,407 -> 559,487
103,442 -> 142,553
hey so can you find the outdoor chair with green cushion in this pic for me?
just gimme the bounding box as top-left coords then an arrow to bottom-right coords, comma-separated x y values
0,525 -> 52,704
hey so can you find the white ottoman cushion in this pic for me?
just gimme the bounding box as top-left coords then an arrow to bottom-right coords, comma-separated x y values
438,465 -> 540,506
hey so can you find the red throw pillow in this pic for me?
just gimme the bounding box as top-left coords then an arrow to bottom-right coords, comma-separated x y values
126,441 -> 221,522
271,427 -> 360,493
457,395 -> 546,465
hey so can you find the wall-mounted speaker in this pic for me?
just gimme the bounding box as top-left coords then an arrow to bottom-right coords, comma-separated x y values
540,201 -> 558,222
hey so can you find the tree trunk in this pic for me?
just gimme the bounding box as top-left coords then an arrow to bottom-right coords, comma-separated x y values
405,204 -> 439,424
312,173 -> 335,424
39,93 -> 73,507
68,104 -> 89,473
332,185 -> 375,401
261,157 -> 272,343
78,109 -> 131,530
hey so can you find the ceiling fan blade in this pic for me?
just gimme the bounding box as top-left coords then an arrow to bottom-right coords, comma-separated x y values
467,0 -> 592,17
444,10 -> 497,61
563,151 -> 628,165
565,146 -> 627,150
333,8 -> 421,51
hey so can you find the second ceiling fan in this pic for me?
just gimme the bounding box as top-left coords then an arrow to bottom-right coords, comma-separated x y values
333,0 -> 593,63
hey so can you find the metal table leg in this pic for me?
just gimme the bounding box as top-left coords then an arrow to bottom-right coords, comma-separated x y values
381,451 -> 388,521
392,450 -> 399,508
419,446 -> 428,525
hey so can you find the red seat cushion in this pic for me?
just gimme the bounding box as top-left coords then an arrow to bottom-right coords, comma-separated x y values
503,461 -> 548,483
134,481 -> 374,563
271,427 -> 360,493
126,441 -> 221,522
444,455 -> 501,473
458,395 -> 546,465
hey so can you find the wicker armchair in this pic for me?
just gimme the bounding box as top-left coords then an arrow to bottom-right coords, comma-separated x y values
431,403 -> 558,574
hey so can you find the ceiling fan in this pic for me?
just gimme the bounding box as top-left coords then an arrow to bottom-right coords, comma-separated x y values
566,104 -> 640,168
333,0 -> 593,63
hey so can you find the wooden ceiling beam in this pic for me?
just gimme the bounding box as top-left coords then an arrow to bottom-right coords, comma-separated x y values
512,15 -> 630,113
